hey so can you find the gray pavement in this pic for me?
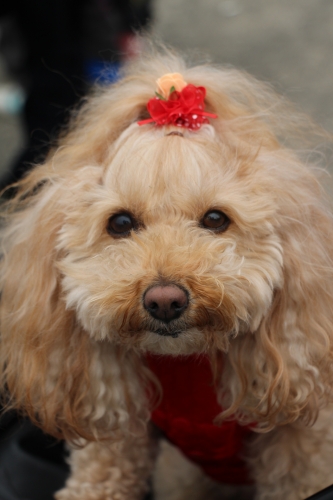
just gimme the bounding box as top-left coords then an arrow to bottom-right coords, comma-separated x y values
1,0 -> 333,176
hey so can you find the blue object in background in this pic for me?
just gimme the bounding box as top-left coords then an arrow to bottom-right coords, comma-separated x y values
84,59 -> 121,85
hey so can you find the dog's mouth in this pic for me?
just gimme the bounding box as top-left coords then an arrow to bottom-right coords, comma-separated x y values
145,319 -> 190,338
150,326 -> 184,338
142,305 -> 235,339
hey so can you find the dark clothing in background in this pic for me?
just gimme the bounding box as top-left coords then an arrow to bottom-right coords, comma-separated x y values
0,0 -> 85,183
0,0 -> 152,185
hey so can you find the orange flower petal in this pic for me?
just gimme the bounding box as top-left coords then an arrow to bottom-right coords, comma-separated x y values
156,73 -> 187,99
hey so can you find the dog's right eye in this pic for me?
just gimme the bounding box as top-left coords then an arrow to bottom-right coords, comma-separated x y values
107,212 -> 137,238
201,210 -> 230,233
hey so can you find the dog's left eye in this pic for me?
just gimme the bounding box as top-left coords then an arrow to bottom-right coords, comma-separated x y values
201,210 -> 230,232
107,212 -> 137,237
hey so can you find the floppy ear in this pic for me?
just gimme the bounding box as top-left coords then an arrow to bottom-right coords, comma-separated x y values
220,153 -> 333,429
0,165 -> 149,443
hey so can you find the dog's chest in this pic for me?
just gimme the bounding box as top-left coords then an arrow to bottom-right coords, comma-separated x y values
146,354 -> 254,484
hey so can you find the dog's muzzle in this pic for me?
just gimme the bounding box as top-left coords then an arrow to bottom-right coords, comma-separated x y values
143,284 -> 189,336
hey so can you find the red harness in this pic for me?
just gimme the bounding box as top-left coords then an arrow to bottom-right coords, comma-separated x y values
146,354 -> 254,485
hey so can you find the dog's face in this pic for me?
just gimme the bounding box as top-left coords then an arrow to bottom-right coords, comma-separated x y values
59,122 -> 283,355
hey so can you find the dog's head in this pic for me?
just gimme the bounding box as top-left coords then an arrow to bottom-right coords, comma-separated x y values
58,120 -> 283,357
1,50 -> 333,439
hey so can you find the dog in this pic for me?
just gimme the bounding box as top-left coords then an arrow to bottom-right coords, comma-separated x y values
1,46 -> 333,500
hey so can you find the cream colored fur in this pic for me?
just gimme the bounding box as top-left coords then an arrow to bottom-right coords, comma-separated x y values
1,46 -> 333,499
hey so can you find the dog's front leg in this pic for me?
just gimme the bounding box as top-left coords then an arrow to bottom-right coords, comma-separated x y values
55,432 -> 154,500
249,407 -> 333,500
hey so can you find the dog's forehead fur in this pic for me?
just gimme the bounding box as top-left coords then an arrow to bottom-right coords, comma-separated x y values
102,122 -> 276,232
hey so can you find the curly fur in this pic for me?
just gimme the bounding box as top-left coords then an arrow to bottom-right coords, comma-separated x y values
1,45 -> 333,499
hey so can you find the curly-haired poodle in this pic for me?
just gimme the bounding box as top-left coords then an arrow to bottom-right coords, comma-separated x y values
1,46 -> 333,500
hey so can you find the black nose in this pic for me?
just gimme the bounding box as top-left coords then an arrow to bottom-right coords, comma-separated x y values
143,285 -> 189,323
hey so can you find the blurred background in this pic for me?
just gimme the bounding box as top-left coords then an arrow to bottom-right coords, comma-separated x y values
0,2 -> 333,498
0,0 -> 333,184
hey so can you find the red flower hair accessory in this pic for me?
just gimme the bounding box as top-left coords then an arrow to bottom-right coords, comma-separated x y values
138,73 -> 217,130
